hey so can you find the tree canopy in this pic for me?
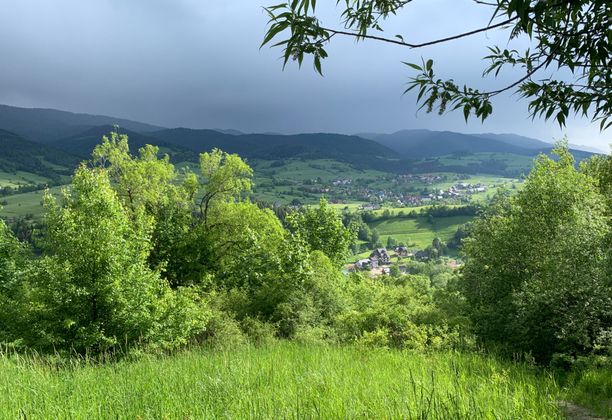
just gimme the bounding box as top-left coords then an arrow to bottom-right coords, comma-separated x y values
262,0 -> 611,129
461,143 -> 611,362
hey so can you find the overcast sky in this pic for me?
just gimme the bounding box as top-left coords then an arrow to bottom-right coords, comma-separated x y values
0,0 -> 609,150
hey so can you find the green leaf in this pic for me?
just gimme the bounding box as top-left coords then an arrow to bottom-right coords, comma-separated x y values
403,62 -> 422,71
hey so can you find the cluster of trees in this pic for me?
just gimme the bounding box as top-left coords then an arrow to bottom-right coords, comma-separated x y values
462,144 -> 612,364
0,133 -> 466,354
361,205 -> 480,224
0,183 -> 59,197
0,133 -> 609,366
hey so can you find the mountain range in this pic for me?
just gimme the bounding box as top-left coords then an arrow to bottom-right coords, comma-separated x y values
0,104 -> 603,181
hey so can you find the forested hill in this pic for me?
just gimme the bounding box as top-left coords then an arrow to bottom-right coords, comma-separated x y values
153,128 -> 398,162
51,126 -> 197,162
0,129 -> 79,181
0,104 -> 163,143
360,129 -> 596,159
0,104 -> 599,176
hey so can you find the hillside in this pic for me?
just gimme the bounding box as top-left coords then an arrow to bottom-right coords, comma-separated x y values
0,104 -> 163,143
153,128 -> 401,169
361,129 -> 544,158
0,129 -> 79,183
0,104 -> 599,182
472,133 -> 551,149
52,126 -> 197,162
361,129 -> 596,161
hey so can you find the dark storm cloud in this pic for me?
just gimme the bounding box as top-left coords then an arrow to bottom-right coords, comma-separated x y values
0,0 -> 608,149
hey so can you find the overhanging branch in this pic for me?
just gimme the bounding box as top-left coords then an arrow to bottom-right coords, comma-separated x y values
321,16 -> 518,49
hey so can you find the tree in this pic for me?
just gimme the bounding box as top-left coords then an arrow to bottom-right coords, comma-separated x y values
432,237 -> 445,257
581,150 -> 612,282
199,149 -> 253,225
24,167 -> 205,352
370,228 -> 381,249
262,0 -> 611,129
287,198 -> 356,266
92,132 -> 197,286
0,218 -> 30,342
461,143 -> 611,363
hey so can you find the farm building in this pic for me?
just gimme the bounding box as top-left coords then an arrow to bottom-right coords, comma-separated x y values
370,248 -> 390,266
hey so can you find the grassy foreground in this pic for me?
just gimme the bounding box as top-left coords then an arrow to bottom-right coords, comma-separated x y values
1,343 -> 563,419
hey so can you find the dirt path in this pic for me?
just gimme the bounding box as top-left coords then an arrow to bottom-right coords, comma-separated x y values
557,401 -> 607,420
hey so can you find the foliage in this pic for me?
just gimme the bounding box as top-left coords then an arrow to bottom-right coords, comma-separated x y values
262,0 -> 611,128
287,198 -> 356,266
198,148 -> 253,224
334,273 -> 470,351
0,218 -> 31,343
92,132 -> 196,286
0,166 -> 209,353
581,151 -> 612,213
461,143 -> 612,363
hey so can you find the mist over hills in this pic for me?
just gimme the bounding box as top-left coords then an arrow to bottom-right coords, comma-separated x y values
0,104 -> 600,178
359,129 -> 602,156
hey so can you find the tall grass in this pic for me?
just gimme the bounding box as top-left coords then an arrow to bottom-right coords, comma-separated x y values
1,343 -> 562,419
563,364 -> 612,418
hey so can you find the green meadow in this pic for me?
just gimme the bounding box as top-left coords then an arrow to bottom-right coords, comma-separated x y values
0,186 -> 63,219
0,343 -> 564,419
0,170 -> 52,188
369,215 -> 473,249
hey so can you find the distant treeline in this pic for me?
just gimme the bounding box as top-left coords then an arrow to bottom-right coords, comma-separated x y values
361,204 -> 481,223
0,182 -> 59,197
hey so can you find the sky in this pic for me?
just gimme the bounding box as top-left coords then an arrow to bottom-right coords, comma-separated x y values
0,0 -> 609,151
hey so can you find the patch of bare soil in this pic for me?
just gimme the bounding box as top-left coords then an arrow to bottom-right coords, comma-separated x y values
556,401 -> 608,420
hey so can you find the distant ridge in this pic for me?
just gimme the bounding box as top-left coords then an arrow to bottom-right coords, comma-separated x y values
471,133 -> 551,149
51,125 -> 197,162
152,128 -> 399,168
0,104 -> 600,178
359,129 -> 539,158
0,104 -> 164,143
358,129 -> 599,159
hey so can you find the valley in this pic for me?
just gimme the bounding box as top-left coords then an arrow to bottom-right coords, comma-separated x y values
2,1 -> 610,418
0,96 -> 607,420
0,104 -> 577,273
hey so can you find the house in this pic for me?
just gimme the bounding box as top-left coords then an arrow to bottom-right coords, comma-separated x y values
355,259 -> 371,270
361,203 -> 381,211
370,248 -> 390,265
394,246 -> 410,257
414,250 -> 430,262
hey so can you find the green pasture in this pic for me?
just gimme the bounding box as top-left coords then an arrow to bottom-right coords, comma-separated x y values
0,171 -> 52,188
0,186 -> 63,219
0,343 -> 563,419
369,215 -> 473,249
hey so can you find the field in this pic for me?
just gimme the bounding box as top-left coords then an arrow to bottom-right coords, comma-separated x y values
369,215 -> 473,249
250,158 -> 520,206
0,170 -> 52,188
0,186 -> 63,219
0,343 -> 564,419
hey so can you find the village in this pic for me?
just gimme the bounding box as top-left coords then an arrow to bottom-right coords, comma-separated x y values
347,245 -> 460,276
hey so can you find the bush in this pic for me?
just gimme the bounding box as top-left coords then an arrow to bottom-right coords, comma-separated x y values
461,145 -> 612,363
